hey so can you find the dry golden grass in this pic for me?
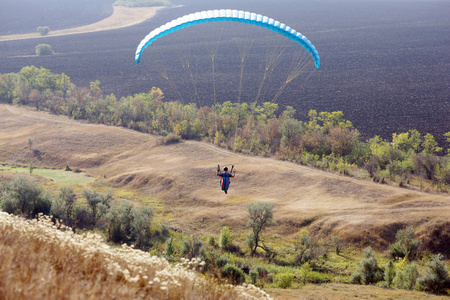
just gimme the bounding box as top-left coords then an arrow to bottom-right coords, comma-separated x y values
0,6 -> 164,42
0,211 -> 271,299
268,284 -> 449,300
0,104 -> 448,255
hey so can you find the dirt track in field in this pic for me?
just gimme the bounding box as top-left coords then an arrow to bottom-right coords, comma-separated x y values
0,104 -> 448,252
0,6 -> 164,42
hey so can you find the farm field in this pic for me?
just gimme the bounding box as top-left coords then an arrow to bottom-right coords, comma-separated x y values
0,0 -> 448,147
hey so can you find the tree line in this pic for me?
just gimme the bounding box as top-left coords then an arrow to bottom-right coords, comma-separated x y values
0,66 -> 449,191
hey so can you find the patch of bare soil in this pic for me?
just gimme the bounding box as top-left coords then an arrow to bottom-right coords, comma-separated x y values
0,104 -> 449,254
0,6 -> 164,42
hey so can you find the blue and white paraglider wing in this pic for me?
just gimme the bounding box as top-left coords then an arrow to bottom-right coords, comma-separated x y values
135,9 -> 320,69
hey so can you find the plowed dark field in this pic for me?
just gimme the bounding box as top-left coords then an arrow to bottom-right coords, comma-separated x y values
0,0 -> 449,146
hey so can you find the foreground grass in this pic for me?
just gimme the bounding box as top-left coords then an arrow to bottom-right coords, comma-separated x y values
0,212 -> 270,299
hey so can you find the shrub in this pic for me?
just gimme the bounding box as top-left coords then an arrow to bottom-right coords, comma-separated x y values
37,26 -> 50,36
164,236 -> 175,257
249,268 -> 259,285
219,226 -> 232,249
417,254 -> 450,294
274,273 -> 294,289
0,176 -> 51,218
181,235 -> 203,259
73,205 -> 92,229
390,227 -> 422,260
215,255 -> 230,268
384,260 -> 396,287
221,263 -> 246,285
35,44 -> 53,56
350,247 -> 383,285
207,235 -> 216,247
331,235 -> 342,255
163,133 -> 181,145
393,262 -> 419,290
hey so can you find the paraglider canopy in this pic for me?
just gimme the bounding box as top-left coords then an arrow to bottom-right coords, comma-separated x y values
135,9 -> 320,69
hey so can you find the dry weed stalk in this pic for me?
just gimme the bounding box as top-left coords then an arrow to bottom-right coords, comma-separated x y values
0,212 -> 271,299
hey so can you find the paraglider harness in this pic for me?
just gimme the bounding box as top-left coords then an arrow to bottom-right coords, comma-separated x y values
217,165 -> 235,194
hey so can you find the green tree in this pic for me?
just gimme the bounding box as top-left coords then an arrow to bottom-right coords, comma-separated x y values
445,132 -> 450,156
246,202 -> 275,256
0,176 -> 51,218
37,26 -> 50,36
422,133 -> 443,154
131,205 -> 153,249
417,254 -> 450,294
384,260 -> 396,287
35,44 -> 53,56
105,200 -> 134,243
390,226 -> 422,259
83,189 -> 113,227
350,247 -> 383,285
219,226 -> 232,249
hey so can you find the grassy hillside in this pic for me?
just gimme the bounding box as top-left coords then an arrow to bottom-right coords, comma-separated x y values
1,104 -> 449,298
0,104 -> 448,254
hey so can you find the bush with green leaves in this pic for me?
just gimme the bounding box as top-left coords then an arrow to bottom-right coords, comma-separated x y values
350,247 -> 383,285
295,230 -> 323,265
249,268 -> 259,285
417,254 -> 450,294
215,255 -> 231,269
83,189 -> 113,227
51,187 -> 77,226
163,132 -> 181,145
73,205 -> 91,229
35,44 -> 53,56
221,263 -> 246,285
393,262 -> 419,290
105,199 -> 134,243
219,226 -> 232,249
390,226 -> 422,260
37,26 -> 50,36
131,205 -> 153,248
164,236 -> 175,257
274,273 -> 295,289
181,235 -> 203,260
384,260 -> 396,287
0,176 -> 51,218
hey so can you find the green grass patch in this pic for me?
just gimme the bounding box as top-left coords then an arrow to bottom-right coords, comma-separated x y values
0,165 -> 94,185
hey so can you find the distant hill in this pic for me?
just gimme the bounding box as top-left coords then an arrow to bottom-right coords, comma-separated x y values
1,104 -> 448,255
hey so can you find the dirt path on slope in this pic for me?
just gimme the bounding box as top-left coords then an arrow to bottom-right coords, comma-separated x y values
0,6 -> 164,42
